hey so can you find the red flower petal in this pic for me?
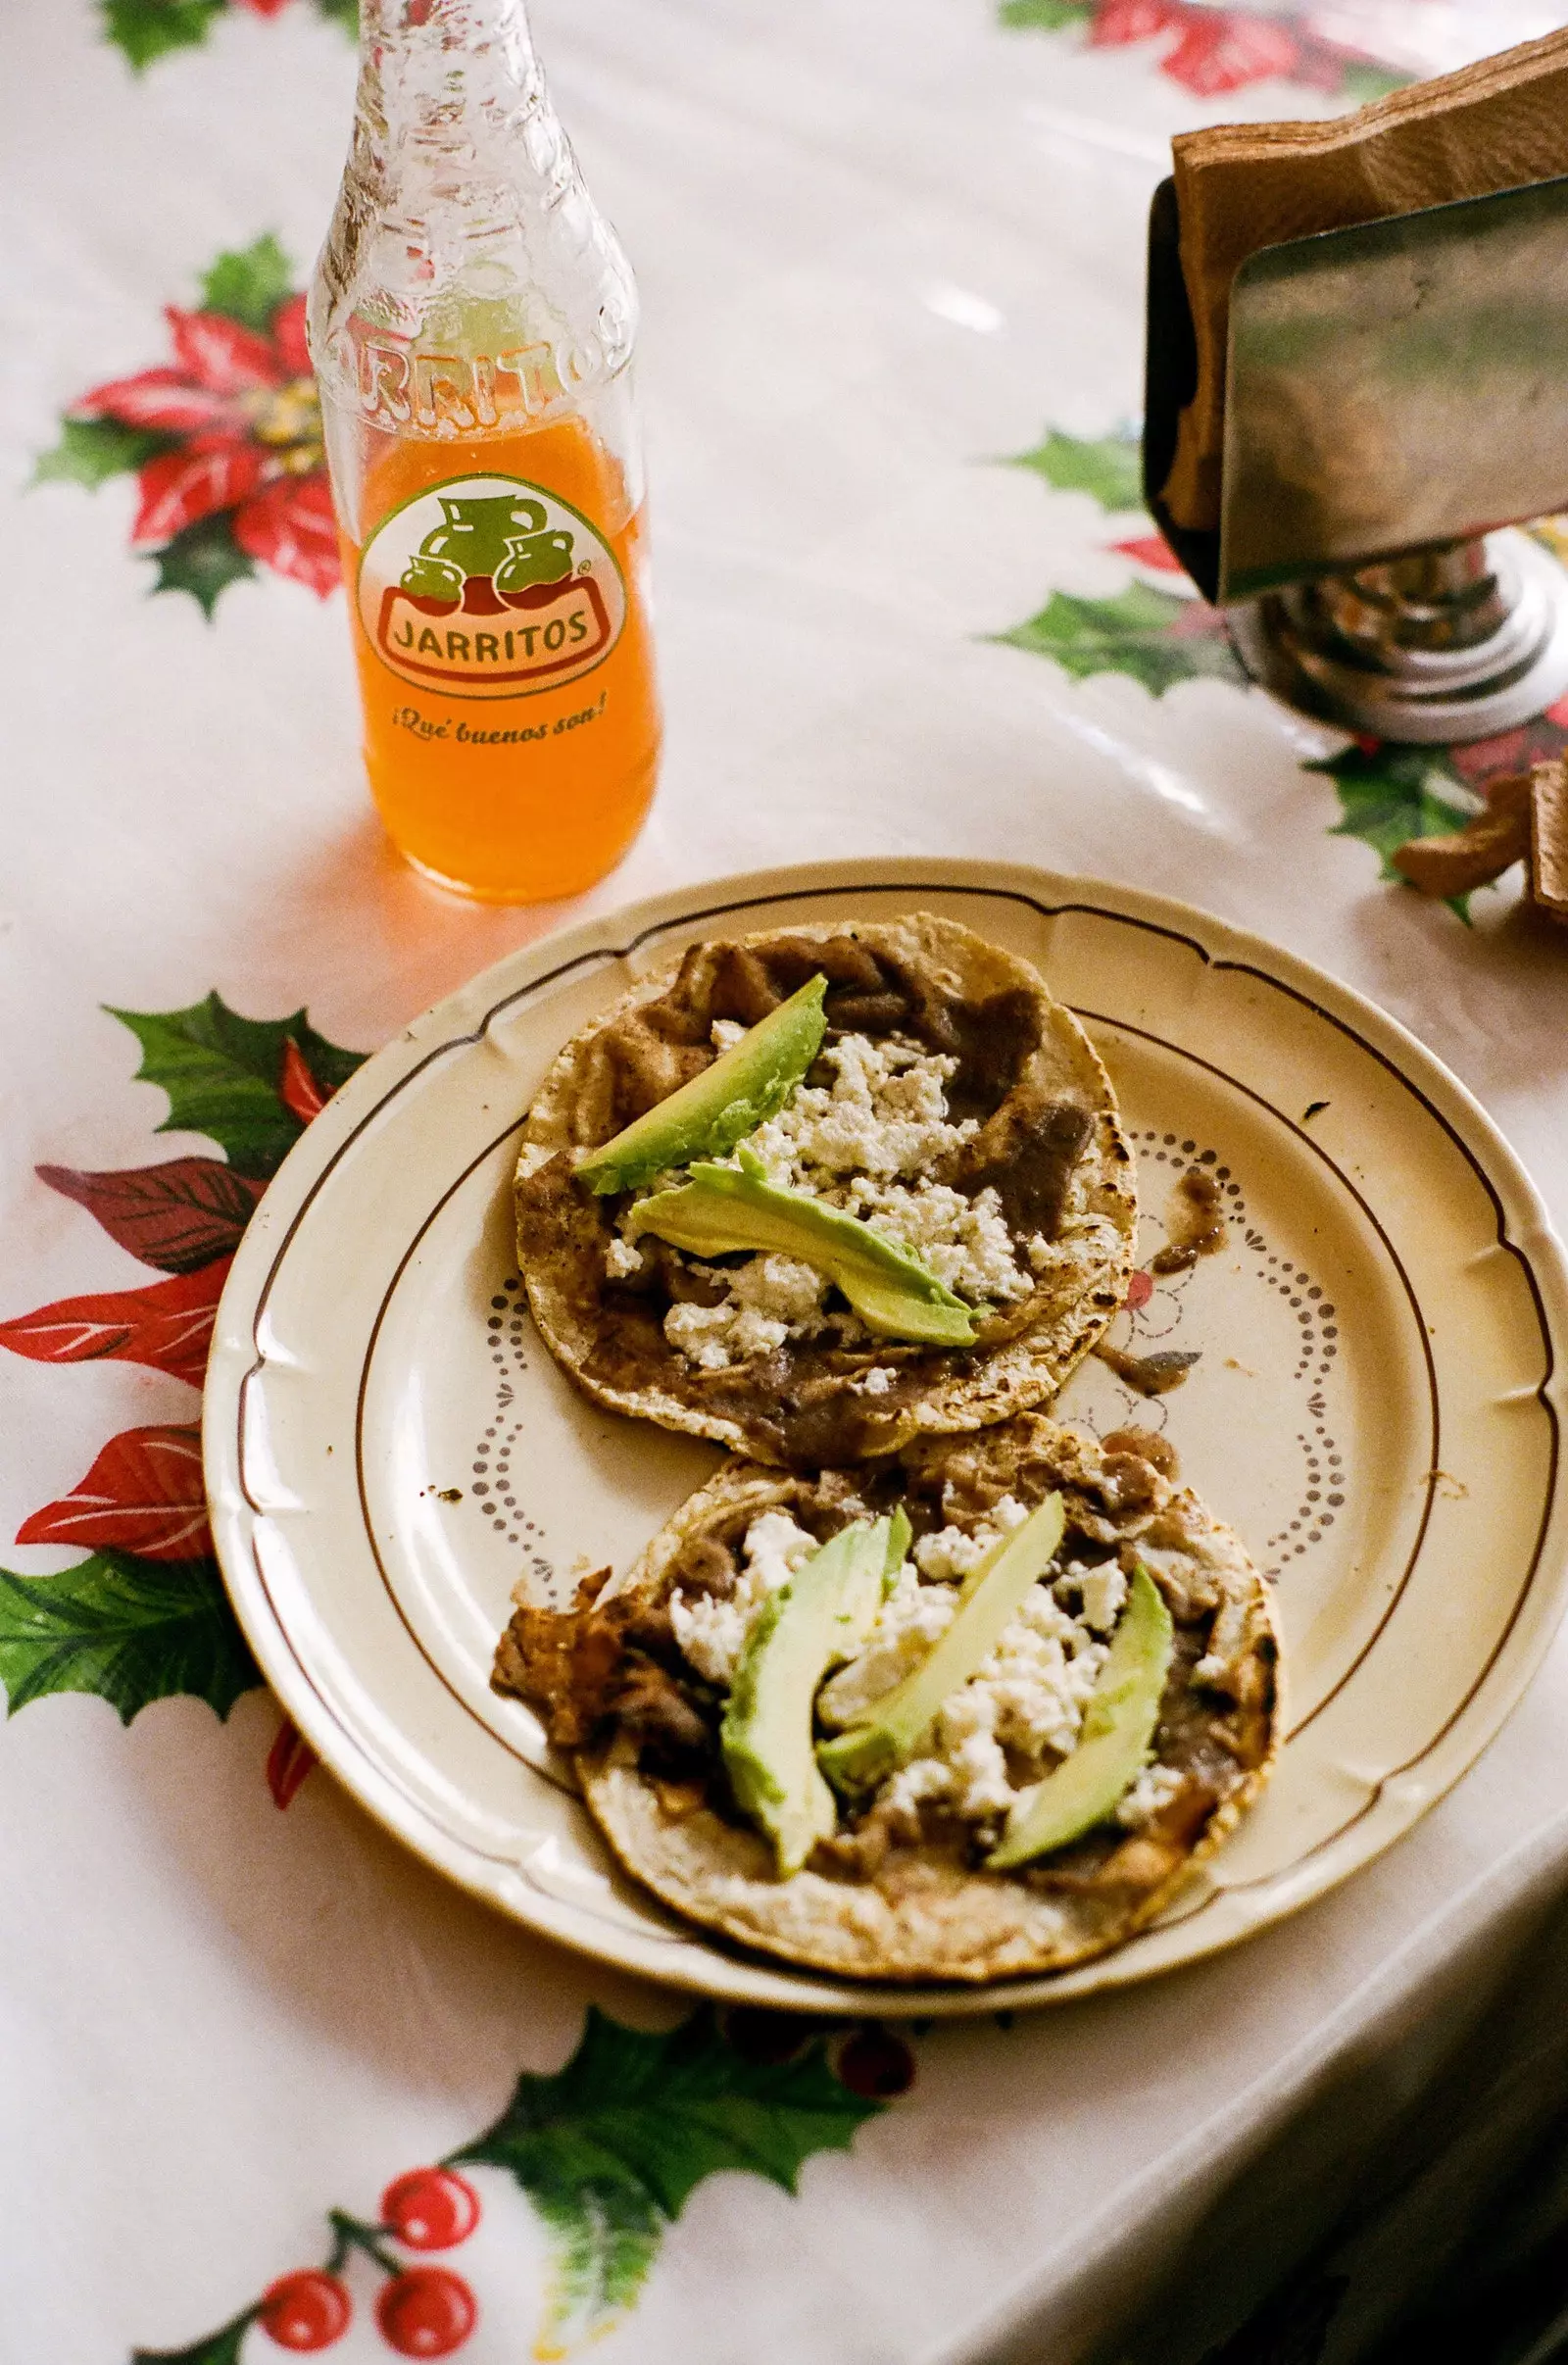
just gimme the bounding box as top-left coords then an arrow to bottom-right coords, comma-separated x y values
231,0 -> 294,13
1090,0 -> 1182,44
278,1036 -> 329,1124
1166,597 -> 1228,640
1161,18 -> 1300,95
0,1259 -> 230,1385
35,1158 -> 265,1274
1450,726 -> 1534,787
270,290 -> 311,377
132,439 -> 267,545
16,1423 -> 211,1560
1112,533 -> 1185,573
75,368 -> 237,436
232,472 -> 341,596
165,306 -> 283,396
1126,1269 -> 1154,1310
266,1714 -> 318,1807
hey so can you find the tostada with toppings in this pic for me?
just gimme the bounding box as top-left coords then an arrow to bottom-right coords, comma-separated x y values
493,1414 -> 1279,1983
514,913 -> 1137,1465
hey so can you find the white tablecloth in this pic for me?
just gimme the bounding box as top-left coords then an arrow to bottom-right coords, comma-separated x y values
7,3 -> 1568,2360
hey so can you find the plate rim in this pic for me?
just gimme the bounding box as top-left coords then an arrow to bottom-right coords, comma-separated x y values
203,857 -> 1568,2014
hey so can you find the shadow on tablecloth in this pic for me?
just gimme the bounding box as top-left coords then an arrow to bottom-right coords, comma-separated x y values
1104,1855 -> 1568,2365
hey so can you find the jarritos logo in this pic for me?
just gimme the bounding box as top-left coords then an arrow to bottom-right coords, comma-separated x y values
359,472 -> 625,700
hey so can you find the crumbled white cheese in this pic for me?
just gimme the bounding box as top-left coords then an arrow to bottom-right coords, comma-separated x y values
912,1495 -> 1030,1582
639,1026 -> 1038,1371
747,1034 -> 970,1183
667,1589 -> 748,1687
663,1299 -> 788,1370
936,1685 -> 1016,1818
731,1255 -> 826,1323
1115,1762 -> 1185,1830
1070,1559 -> 1128,1635
970,1591 -> 1109,1764
858,1365 -> 896,1396
882,1755 -> 954,1839
668,1510 -> 817,1686
667,1499 -> 1155,1843
913,1523 -> 993,1584
710,1019 -> 746,1051
517,1142 -> 552,1178
846,1177 -> 1033,1306
661,1255 -> 827,1369
818,1549 -> 1112,1828
815,1563 -> 956,1728
746,1510 -> 821,1596
605,1236 -> 644,1280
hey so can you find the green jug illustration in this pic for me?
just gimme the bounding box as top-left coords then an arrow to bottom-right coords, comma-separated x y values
398,492 -> 571,608
399,552 -> 465,604
496,520 -> 575,597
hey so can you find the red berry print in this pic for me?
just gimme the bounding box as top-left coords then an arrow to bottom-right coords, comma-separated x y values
380,2166 -> 482,2251
376,2268 -> 478,2357
836,2025 -> 916,2100
259,2268 -> 352,2350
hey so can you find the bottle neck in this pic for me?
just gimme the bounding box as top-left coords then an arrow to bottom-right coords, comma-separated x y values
351,0 -> 559,237
311,0 -> 638,434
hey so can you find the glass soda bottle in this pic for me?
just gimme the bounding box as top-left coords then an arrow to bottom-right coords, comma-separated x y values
309,0 -> 660,902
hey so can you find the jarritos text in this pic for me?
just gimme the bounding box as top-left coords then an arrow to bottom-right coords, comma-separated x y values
358,473 -> 626,700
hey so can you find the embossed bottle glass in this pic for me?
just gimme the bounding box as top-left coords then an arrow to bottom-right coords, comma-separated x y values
310,0 -> 661,900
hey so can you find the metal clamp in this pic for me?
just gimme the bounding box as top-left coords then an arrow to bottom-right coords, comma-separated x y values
1159,172 -> 1568,743
1227,529 -> 1568,744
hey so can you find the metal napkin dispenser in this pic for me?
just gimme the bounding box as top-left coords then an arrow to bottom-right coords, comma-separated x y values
1145,172 -> 1568,742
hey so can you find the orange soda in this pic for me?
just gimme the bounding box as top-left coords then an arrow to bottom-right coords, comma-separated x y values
310,0 -> 660,902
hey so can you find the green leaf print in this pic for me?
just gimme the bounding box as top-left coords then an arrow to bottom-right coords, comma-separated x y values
1340,64 -> 1406,104
32,416 -> 176,490
108,992 -> 366,1179
149,515 -> 258,618
200,234 -> 296,336
1007,427 -> 1144,513
102,0 -> 224,69
133,2309 -> 257,2365
0,1552 -> 260,1725
998,0 -> 1090,26
1310,745 -> 1479,918
453,2005 -> 886,2349
996,582 -> 1246,694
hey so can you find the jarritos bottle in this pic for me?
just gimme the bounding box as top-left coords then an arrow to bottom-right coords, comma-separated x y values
310,0 -> 660,900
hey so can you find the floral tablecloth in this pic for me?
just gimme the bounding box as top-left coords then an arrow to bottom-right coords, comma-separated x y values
9,2 -> 1568,2360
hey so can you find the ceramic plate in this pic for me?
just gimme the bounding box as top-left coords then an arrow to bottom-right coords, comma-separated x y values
204,862 -> 1568,2015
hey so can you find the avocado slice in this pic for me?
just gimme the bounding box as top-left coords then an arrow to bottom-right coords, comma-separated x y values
625,1150 -> 977,1347
722,1509 -> 910,1876
985,1565 -> 1174,1869
816,1494 -> 1066,1797
574,974 -> 828,1195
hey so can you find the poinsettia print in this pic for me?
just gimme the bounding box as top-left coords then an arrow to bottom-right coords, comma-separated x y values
999,0 -> 1404,98
33,235 -> 336,616
103,0 -> 355,74
0,1259 -> 231,1385
0,993 -> 366,1737
17,1425 -> 212,1561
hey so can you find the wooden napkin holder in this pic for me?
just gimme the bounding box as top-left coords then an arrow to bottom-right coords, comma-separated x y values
1144,172 -> 1568,742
